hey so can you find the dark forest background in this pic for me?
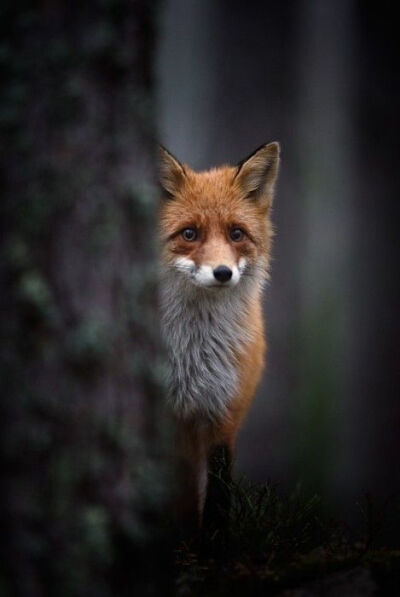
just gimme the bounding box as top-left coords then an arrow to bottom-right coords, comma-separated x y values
0,0 -> 399,595
158,0 -> 400,519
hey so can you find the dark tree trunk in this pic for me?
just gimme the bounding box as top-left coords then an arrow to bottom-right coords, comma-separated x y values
0,2 -> 169,595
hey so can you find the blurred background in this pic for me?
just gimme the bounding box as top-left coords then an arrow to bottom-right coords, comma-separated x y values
157,0 -> 399,522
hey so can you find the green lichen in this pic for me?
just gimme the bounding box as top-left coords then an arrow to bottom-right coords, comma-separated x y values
65,314 -> 113,372
0,3 -> 169,596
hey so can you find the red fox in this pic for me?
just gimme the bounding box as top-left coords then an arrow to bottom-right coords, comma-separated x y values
158,142 -> 280,530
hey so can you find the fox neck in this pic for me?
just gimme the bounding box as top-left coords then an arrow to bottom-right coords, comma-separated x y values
160,269 -> 261,423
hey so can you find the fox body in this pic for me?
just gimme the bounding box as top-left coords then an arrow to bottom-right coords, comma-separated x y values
159,143 -> 280,528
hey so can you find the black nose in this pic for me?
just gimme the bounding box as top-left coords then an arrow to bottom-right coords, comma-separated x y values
213,265 -> 232,283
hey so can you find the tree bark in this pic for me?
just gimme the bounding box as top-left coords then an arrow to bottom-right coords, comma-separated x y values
0,2 -> 169,595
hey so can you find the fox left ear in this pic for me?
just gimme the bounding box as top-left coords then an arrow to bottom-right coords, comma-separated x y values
158,145 -> 186,198
235,142 -> 280,207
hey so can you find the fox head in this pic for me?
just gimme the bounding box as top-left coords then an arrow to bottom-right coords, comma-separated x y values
158,142 -> 280,291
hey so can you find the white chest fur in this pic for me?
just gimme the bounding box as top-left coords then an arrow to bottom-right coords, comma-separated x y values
160,272 -> 255,421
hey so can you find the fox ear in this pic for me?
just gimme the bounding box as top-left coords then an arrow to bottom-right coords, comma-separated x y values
235,142 -> 280,207
158,145 -> 186,198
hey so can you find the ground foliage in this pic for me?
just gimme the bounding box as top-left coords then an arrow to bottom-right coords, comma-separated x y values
175,477 -> 400,596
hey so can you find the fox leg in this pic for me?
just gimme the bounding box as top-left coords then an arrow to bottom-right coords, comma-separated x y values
175,456 -> 201,536
174,422 -> 208,537
202,443 -> 233,532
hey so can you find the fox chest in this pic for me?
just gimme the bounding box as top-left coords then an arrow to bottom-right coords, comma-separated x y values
162,299 -> 247,421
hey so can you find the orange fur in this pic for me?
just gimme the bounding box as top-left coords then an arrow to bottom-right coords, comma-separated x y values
158,143 -> 280,528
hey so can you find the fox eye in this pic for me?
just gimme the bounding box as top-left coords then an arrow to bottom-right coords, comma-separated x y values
182,228 -> 197,242
230,227 -> 245,242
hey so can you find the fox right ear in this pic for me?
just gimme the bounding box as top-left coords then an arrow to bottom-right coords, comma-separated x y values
158,145 -> 186,197
235,142 -> 280,208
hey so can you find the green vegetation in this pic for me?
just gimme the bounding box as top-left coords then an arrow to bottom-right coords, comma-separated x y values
176,478 -> 400,595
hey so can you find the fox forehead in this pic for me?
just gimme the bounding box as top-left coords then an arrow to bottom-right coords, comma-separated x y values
163,167 -> 241,214
184,166 -> 240,198
159,166 -> 268,239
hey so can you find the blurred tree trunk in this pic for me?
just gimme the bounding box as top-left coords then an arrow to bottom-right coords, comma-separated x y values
292,0 -> 355,499
349,0 -> 400,506
0,2 -> 169,596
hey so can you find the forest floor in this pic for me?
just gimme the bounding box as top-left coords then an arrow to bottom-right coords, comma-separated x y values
174,478 -> 400,596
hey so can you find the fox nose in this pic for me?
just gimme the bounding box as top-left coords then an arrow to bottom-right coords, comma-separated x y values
213,265 -> 232,283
